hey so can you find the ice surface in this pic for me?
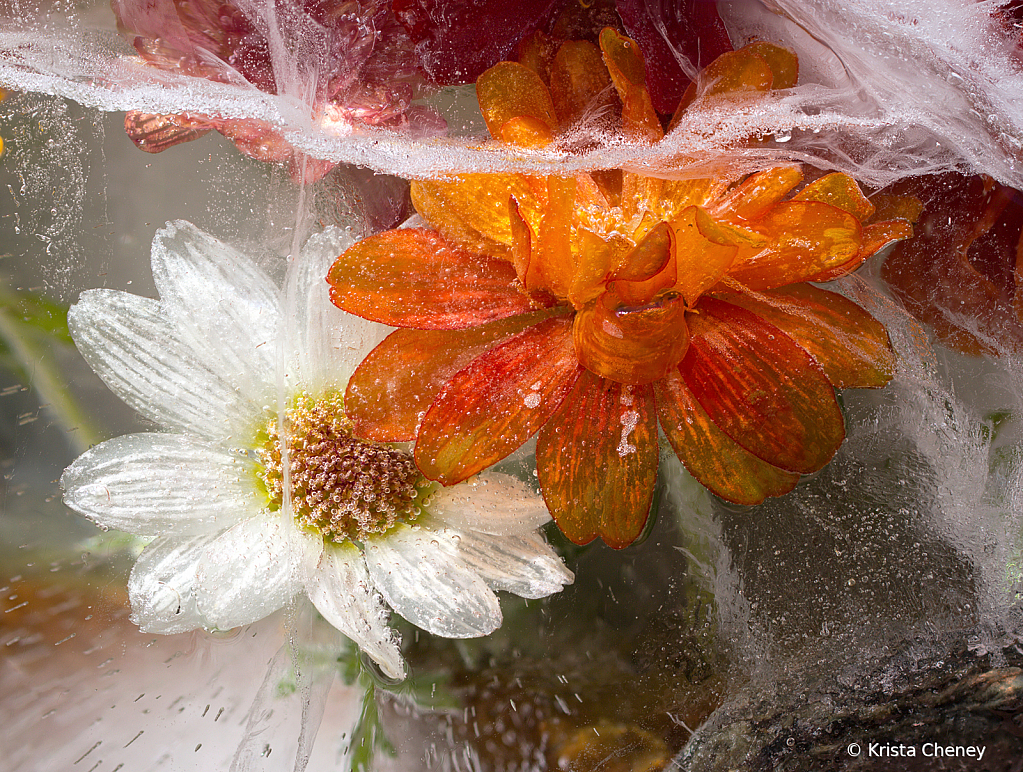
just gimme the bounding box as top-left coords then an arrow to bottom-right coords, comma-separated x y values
4,0 -> 1023,769
0,0 -> 1020,184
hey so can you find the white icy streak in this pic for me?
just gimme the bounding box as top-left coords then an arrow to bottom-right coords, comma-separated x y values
840,274 -> 1023,631
3,1 -> 1022,184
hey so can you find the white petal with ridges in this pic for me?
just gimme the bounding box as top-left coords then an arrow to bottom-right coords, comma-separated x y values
307,543 -> 406,680
68,289 -> 255,440
455,530 -> 574,600
194,513 -> 320,630
364,525 -> 502,639
151,221 -> 280,402
425,471 -> 552,536
128,533 -> 221,634
283,227 -> 390,395
61,433 -> 259,538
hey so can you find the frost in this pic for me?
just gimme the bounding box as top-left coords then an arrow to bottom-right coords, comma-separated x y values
0,0 -> 1019,185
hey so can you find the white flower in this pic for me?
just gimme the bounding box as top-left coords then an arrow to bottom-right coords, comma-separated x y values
61,221 -> 573,680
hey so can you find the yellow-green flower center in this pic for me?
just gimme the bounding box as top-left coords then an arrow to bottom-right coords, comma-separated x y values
256,393 -> 425,543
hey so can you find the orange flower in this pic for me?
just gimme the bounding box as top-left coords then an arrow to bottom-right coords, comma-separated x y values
328,31 -> 909,547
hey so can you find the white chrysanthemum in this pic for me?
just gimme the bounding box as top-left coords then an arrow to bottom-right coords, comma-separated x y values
61,221 -> 572,680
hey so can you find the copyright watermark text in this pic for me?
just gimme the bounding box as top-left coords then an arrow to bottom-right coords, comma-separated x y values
846,742 -> 986,760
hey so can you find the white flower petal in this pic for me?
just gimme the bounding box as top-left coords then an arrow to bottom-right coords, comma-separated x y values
426,471 -> 552,536
364,525 -> 502,639
151,221 -> 280,402
68,289 -> 255,439
307,544 -> 406,680
455,531 -> 574,600
61,433 -> 259,538
283,226 -> 390,394
128,533 -> 221,634
194,514 -> 320,630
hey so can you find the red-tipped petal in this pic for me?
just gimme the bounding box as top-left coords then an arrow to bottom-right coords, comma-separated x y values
345,311 -> 556,442
415,316 -> 582,485
328,228 -> 546,329
537,372 -> 658,548
681,297 -> 845,474
656,369 -> 799,505
714,286 -> 896,389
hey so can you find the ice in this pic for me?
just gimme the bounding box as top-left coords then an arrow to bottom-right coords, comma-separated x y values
0,0 -> 1019,184
4,0 -> 1023,768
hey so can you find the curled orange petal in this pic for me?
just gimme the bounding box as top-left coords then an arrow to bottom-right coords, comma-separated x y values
573,289 -> 690,385
599,27 -> 662,143
412,174 -> 540,257
727,201 -> 861,290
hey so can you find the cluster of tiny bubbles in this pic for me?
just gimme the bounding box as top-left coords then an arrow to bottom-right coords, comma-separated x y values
255,392 -> 428,543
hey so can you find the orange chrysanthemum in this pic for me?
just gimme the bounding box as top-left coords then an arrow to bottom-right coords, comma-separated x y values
328,30 -> 911,548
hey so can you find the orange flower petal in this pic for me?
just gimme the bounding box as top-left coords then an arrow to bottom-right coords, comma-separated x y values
599,27 -> 662,143
536,175 -> 577,298
613,220 -> 672,282
537,373 -> 658,548
499,116 -> 555,147
328,228 -> 545,329
746,42 -> 798,89
807,219 -> 914,282
656,369 -> 799,505
711,166 -> 804,222
569,227 -> 617,308
415,316 -> 582,485
573,289 -> 690,385
681,297 -> 845,474
549,40 -> 614,128
793,172 -> 875,222
671,207 -> 739,306
658,177 -> 729,221
672,44 -> 774,121
411,174 -> 539,256
476,61 -> 557,144
714,286 -> 896,389
345,312 -> 555,442
726,201 -> 861,290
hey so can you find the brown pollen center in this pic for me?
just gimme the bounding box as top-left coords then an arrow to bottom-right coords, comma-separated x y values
256,392 -> 425,543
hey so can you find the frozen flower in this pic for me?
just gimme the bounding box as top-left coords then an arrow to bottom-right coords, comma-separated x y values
881,174 -> 1023,355
60,221 -> 572,680
114,0 -> 439,182
327,34 -> 910,548
392,0 -> 731,110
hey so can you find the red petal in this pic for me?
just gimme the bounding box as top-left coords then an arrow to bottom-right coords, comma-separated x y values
345,312 -> 556,442
615,0 -> 732,114
328,228 -> 546,329
656,370 -> 798,505
681,297 -> 845,474
415,316 -> 582,485
537,373 -> 658,548
714,286 -> 895,389
392,0 -> 559,85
